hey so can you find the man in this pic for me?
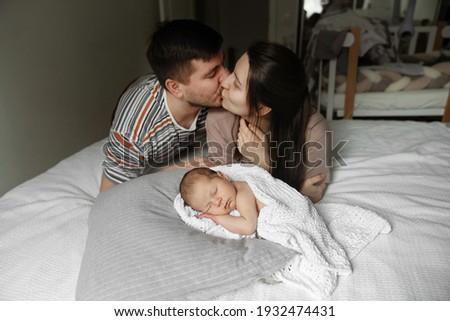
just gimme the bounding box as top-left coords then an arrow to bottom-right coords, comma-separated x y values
100,19 -> 228,192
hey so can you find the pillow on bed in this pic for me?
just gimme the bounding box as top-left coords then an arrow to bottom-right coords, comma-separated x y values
76,169 -> 294,301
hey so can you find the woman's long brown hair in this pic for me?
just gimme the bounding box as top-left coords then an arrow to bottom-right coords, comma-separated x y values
246,41 -> 314,190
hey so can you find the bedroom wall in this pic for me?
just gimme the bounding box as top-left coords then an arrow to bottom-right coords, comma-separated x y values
0,0 -> 158,196
196,0 -> 269,69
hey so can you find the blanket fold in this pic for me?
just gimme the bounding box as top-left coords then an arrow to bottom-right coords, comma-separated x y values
174,164 -> 391,298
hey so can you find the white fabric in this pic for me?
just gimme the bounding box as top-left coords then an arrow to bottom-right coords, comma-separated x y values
215,120 -> 450,300
322,88 -> 448,111
174,164 -> 390,299
0,140 -> 104,300
1,120 -> 450,300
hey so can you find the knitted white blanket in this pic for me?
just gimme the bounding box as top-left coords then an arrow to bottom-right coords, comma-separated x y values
174,164 -> 391,299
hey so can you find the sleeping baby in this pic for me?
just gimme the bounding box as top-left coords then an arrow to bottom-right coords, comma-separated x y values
179,167 -> 265,235
175,164 -> 390,299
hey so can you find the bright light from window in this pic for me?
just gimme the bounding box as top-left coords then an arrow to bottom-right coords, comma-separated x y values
304,0 -> 324,18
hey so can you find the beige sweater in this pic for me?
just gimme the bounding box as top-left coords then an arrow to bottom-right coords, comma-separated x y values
205,108 -> 330,182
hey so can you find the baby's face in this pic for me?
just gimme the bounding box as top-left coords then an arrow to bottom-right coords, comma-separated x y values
189,172 -> 237,215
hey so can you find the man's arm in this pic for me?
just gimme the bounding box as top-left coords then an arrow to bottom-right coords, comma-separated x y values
99,173 -> 117,192
100,130 -> 146,193
157,156 -> 218,172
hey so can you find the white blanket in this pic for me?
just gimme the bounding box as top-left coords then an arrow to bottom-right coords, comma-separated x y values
174,164 -> 391,299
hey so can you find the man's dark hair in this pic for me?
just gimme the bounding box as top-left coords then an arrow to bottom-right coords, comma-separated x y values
147,19 -> 223,89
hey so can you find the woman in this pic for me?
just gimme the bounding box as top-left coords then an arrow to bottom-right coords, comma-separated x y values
206,41 -> 330,202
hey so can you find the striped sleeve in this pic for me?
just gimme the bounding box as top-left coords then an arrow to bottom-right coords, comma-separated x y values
102,76 -> 160,184
102,131 -> 145,184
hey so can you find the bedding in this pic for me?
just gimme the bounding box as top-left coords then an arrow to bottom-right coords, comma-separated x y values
75,169 -> 293,301
174,164 -> 391,299
1,120 -> 450,300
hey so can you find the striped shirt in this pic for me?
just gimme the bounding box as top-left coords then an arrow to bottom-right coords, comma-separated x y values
103,74 -> 208,184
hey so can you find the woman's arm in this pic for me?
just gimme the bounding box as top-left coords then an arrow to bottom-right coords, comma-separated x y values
301,174 -> 327,203
301,112 -> 330,202
238,117 -> 329,203
205,109 -> 241,165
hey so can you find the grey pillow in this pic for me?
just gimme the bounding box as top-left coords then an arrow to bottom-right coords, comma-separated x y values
76,169 -> 294,300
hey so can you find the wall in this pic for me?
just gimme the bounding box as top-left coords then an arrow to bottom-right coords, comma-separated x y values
160,0 -> 196,20
196,0 -> 269,69
0,0 -> 158,196
268,0 -> 299,52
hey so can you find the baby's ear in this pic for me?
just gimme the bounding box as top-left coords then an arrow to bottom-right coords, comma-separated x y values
216,171 -> 230,181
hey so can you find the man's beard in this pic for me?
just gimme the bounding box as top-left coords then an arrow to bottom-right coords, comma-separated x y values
185,90 -> 223,108
187,99 -> 222,108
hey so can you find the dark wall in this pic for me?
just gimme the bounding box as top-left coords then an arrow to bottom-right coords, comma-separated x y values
196,0 -> 269,69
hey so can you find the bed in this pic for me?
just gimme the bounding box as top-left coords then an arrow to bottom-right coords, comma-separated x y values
1,119 -> 450,300
308,10 -> 450,120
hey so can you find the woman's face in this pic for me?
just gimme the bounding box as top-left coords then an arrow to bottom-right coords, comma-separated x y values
221,53 -> 251,118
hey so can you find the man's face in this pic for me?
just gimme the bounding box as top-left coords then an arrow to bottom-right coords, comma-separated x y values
180,51 -> 229,108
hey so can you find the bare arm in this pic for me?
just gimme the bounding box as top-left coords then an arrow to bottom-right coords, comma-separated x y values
157,156 -> 220,172
301,174 -> 327,203
99,173 -> 117,192
198,213 -> 256,235
198,182 -> 258,235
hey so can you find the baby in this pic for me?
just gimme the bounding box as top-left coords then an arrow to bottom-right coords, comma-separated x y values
179,167 -> 265,235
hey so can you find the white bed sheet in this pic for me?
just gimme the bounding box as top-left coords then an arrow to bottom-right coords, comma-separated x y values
0,140 -> 104,300
1,120 -> 450,300
217,120 -> 450,300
